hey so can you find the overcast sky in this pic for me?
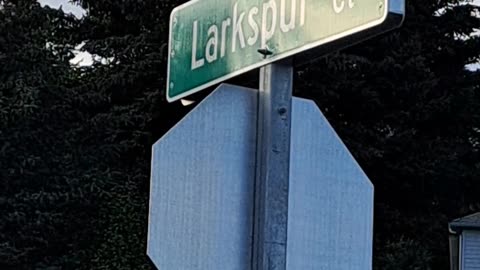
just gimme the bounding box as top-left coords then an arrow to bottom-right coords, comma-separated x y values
38,0 -> 86,18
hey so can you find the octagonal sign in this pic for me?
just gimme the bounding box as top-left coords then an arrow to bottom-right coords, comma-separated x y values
148,84 -> 373,270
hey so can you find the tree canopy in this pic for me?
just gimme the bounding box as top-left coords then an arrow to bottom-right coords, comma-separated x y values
0,0 -> 479,269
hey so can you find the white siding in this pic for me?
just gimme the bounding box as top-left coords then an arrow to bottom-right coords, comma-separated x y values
462,230 -> 480,270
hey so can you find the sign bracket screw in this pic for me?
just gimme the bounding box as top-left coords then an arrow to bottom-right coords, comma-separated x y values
258,47 -> 274,59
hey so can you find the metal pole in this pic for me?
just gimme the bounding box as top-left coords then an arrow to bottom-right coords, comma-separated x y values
253,59 -> 293,270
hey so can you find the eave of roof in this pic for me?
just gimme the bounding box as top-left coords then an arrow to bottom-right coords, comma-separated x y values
449,212 -> 480,234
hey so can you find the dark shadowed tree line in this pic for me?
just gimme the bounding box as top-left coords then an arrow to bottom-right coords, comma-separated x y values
0,0 -> 479,269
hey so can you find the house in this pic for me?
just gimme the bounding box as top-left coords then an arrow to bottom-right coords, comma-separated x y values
449,212 -> 480,270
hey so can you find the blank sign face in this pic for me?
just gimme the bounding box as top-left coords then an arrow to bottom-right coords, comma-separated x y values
148,85 -> 257,270
288,98 -> 374,270
148,84 -> 373,270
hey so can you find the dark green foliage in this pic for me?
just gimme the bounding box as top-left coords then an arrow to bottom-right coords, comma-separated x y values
63,0 -> 188,268
0,1 -> 179,268
0,2 -> 93,268
376,236 -> 433,270
0,0 -> 479,269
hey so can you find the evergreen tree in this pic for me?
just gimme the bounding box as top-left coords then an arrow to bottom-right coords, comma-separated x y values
63,0 -> 187,268
0,1 -> 96,268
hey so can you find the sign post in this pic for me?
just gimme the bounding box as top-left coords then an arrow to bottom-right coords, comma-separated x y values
253,60 -> 293,270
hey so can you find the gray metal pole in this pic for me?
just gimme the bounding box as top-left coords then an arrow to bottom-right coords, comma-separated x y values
253,59 -> 293,270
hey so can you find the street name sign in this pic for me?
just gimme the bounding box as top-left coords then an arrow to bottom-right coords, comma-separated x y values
167,0 -> 392,102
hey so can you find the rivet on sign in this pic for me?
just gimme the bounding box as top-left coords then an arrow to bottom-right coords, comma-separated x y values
170,82 -> 175,89
258,47 -> 274,59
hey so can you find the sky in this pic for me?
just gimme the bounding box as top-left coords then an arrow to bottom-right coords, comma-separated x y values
37,0 -> 480,70
38,0 -> 86,18
37,0 -> 92,65
468,0 -> 480,70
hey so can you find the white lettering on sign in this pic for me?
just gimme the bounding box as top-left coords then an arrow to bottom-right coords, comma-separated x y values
300,0 -> 305,25
190,0 -> 314,70
261,0 -> 277,49
232,3 -> 246,53
191,20 -> 205,69
280,0 -> 296,33
247,7 -> 260,46
221,18 -> 232,57
206,25 -> 219,63
333,0 -> 355,14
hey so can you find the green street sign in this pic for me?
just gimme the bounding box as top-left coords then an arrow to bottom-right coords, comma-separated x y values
167,0 -> 390,102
